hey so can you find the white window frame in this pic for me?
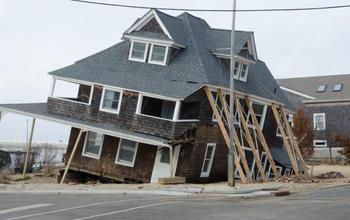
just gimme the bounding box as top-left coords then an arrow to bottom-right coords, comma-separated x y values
148,44 -> 169,66
200,143 -> 216,177
99,87 -> 123,114
313,113 -> 326,130
239,63 -> 249,82
128,41 -> 149,63
136,94 -> 181,122
50,78 -> 94,106
82,131 -> 104,160
313,140 -> 327,147
268,165 -> 282,178
115,139 -> 139,167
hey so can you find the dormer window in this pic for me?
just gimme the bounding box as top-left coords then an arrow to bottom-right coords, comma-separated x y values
317,84 -> 327,93
333,83 -> 342,92
149,44 -> 168,65
129,41 -> 148,62
129,41 -> 169,65
233,60 -> 249,82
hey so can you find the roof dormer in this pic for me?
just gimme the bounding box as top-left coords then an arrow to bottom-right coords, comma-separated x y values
123,9 -> 185,65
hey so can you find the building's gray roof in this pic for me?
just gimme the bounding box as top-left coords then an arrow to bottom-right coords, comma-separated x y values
278,74 -> 350,101
49,10 -> 291,109
270,147 -> 303,170
0,103 -> 169,146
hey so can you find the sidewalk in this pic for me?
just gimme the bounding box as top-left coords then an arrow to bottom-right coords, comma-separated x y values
0,182 -> 283,197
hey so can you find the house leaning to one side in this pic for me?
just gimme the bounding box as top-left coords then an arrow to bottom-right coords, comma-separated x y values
278,74 -> 350,160
0,10 -> 304,183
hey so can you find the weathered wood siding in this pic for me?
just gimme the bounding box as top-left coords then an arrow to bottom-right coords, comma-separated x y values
48,86 -> 198,139
67,127 -> 158,183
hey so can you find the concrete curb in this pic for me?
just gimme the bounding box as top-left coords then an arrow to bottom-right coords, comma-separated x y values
0,189 -> 191,196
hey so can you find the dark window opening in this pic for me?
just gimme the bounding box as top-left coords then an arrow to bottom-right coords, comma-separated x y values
141,96 -> 176,120
179,102 -> 200,120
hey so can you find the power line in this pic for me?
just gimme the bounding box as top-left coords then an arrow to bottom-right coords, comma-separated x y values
71,0 -> 350,13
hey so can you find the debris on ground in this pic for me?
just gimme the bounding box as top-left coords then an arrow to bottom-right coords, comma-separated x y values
275,171 -> 345,184
0,170 -> 11,184
316,171 -> 345,179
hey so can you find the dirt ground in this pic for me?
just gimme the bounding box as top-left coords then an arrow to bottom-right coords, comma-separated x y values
0,165 -> 349,194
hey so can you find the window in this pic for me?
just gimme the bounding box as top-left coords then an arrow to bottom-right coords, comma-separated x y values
115,139 -> 138,167
313,140 -> 327,148
232,60 -> 249,82
129,41 -> 170,65
200,144 -> 216,177
333,83 -> 343,92
251,102 -> 267,127
179,101 -> 200,120
138,95 -> 176,120
233,61 -> 240,79
129,42 -> 148,62
100,88 -> 123,114
317,84 -> 327,93
240,63 -> 249,81
159,147 -> 170,164
276,114 -> 293,137
313,113 -> 326,130
82,131 -> 104,159
149,45 -> 168,64
51,79 -> 93,105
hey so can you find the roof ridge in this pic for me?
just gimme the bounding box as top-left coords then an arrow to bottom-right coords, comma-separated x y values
278,73 -> 350,80
210,28 -> 252,33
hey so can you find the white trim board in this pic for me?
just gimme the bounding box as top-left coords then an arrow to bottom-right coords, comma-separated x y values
124,9 -> 173,41
279,86 -> 316,100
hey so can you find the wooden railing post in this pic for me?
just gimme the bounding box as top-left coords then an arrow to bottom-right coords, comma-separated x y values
23,118 -> 36,178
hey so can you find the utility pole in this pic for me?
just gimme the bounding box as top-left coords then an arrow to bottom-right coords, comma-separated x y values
228,0 -> 237,187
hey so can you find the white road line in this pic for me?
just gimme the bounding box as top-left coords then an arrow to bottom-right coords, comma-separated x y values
73,201 -> 179,220
5,197 -> 175,220
0,204 -> 53,215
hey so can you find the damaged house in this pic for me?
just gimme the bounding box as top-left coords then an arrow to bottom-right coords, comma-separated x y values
0,10 -> 308,183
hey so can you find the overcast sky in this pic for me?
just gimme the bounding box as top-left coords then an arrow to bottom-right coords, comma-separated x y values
1,0 -> 349,143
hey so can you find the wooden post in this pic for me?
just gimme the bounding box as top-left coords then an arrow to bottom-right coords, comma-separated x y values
271,105 -> 300,176
169,146 -> 174,178
23,118 -> 36,178
60,129 -> 85,184
204,87 -> 248,183
217,90 -> 253,181
280,107 -> 309,176
235,97 -> 268,182
245,97 -> 281,179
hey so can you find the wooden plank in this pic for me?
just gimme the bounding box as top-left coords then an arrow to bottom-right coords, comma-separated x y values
217,90 -> 253,181
244,97 -> 280,179
60,129 -> 85,184
23,118 -> 36,178
280,107 -> 309,176
235,97 -> 268,182
271,105 -> 300,176
204,87 -> 248,183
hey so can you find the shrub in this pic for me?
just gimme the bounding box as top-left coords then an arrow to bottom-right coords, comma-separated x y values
292,108 -> 314,159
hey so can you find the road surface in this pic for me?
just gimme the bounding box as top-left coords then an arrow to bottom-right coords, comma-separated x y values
0,185 -> 349,220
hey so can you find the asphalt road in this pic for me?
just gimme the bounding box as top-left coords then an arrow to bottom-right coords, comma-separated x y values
0,185 -> 349,220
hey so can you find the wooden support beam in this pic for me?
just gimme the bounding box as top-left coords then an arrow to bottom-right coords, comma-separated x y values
271,105 -> 300,176
217,90 -> 253,181
235,97 -> 268,182
204,87 -> 248,183
22,118 -> 36,178
60,129 -> 85,184
280,107 -> 309,176
244,97 -> 280,179
169,146 -> 174,178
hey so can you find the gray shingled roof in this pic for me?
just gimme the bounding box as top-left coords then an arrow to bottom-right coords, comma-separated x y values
49,10 -> 291,109
278,74 -> 350,101
0,103 -> 169,146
